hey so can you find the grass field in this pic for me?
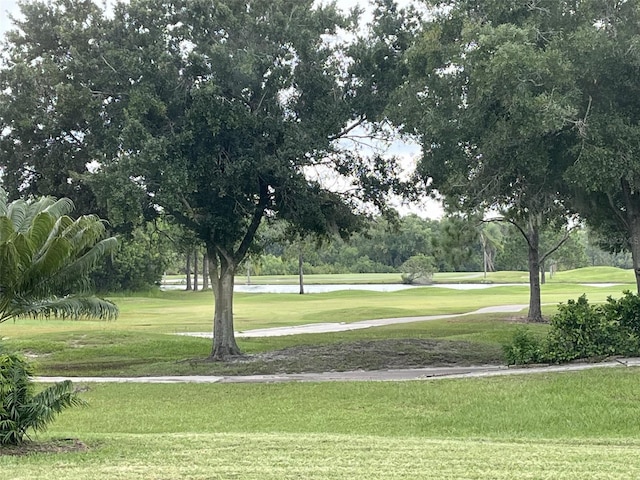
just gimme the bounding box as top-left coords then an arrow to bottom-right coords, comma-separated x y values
0,279 -> 632,376
2,267 -> 640,478
3,368 -> 640,478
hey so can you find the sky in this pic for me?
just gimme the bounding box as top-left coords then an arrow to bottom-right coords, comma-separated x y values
0,0 -> 441,218
0,1 -> 19,34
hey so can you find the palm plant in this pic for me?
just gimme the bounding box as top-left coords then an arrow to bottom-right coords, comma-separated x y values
0,352 -> 86,445
0,188 -> 118,323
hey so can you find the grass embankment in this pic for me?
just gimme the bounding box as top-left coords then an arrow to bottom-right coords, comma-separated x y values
0,282 -> 630,376
3,368 -> 640,478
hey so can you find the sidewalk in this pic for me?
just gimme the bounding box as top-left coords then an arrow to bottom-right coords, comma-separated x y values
35,357 -> 640,384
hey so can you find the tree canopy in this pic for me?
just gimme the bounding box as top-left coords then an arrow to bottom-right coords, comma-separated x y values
562,0 -> 640,291
0,0 -> 410,357
393,0 -> 583,320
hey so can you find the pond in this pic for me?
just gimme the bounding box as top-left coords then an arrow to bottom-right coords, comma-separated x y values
162,283 -> 522,293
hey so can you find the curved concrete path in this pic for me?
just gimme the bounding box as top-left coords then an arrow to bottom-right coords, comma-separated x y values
178,304 -> 530,339
35,358 -> 640,384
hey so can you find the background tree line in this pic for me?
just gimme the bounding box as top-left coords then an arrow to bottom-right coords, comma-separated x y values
170,214 -> 630,282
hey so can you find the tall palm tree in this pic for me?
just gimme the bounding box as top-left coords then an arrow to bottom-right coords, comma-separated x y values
0,189 -> 118,323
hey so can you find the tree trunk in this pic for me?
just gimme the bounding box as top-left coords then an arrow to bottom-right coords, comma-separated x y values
193,250 -> 199,291
185,252 -> 192,291
629,217 -> 640,294
622,181 -> 640,294
298,252 -> 305,295
202,253 -> 209,290
527,225 -> 543,322
208,248 -> 241,359
540,260 -> 546,285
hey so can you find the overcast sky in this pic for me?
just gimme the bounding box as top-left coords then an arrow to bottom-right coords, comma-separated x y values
1,0 -> 19,35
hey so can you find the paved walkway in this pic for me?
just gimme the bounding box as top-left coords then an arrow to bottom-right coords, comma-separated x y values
35,358 -> 640,384
178,304 -> 530,338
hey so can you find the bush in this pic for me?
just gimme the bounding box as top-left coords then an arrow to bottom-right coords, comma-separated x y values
503,327 -> 544,365
602,290 -> 640,343
544,295 -> 624,362
399,255 -> 437,284
505,292 -> 640,365
0,353 -> 86,445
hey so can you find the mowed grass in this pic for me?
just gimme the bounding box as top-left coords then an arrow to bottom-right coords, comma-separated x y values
0,276 -> 633,376
3,368 -> 640,478
2,267 -> 640,478
1,282 -> 630,337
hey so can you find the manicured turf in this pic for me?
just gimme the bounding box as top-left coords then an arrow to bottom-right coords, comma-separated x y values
3,368 -> 640,478
0,282 -> 628,376
0,273 -> 634,376
2,268 -> 640,478
0,282 -> 630,338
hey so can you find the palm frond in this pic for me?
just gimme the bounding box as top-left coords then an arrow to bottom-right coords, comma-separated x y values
0,188 -> 8,216
0,193 -> 119,324
26,212 -> 56,253
42,197 -> 74,218
29,381 -> 86,432
12,295 -> 119,321
49,236 -> 118,287
0,217 -> 15,243
7,200 -> 29,232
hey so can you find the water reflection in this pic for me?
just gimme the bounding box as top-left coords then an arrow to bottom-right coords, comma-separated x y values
162,283 -> 521,293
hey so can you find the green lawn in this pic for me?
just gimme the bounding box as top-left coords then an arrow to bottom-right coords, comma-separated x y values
1,281 -> 631,338
3,368 -> 640,478
2,268 -> 640,478
0,281 -> 630,376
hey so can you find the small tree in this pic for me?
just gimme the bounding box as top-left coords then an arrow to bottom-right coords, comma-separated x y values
0,190 -> 116,445
400,254 -> 437,285
0,352 -> 86,445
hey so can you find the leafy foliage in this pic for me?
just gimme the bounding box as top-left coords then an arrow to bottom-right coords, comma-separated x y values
544,295 -> 623,362
506,292 -> 640,365
0,352 -> 85,445
561,1 -> 640,290
0,0 -> 411,357
90,224 -> 174,292
503,327 -> 543,366
399,254 -> 437,284
393,0 -> 581,320
0,188 -> 118,323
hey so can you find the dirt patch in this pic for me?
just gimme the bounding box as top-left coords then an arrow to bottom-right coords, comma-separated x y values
208,338 -> 504,375
0,438 -> 88,456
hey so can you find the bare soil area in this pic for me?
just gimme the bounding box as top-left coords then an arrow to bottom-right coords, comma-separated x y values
200,338 -> 504,375
0,438 -> 88,456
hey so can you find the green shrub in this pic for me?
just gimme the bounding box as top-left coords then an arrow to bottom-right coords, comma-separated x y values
505,293 -> 640,365
602,290 -> 640,344
399,255 -> 437,285
503,327 -> 544,365
0,353 -> 86,445
544,295 -> 626,362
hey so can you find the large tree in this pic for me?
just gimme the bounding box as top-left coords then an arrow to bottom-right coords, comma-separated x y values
1,0 -> 410,358
562,0 -> 640,292
394,0 -> 580,320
